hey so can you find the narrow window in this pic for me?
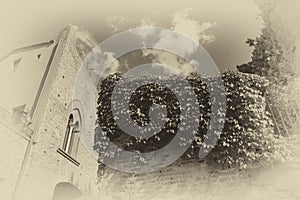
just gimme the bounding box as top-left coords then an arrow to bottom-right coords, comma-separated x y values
62,114 -> 80,158
37,53 -> 42,59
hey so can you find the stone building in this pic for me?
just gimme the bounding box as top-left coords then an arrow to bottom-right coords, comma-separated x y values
0,25 -> 98,200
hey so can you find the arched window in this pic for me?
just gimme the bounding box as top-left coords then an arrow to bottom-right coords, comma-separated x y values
61,112 -> 81,159
57,107 -> 82,166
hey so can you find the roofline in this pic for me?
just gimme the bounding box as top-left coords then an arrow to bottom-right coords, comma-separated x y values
0,40 -> 55,62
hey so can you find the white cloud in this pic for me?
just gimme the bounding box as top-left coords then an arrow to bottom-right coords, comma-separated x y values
107,16 -> 129,33
85,47 -> 120,77
171,8 -> 217,44
140,9 -> 217,76
139,19 -> 155,28
105,9 -> 217,76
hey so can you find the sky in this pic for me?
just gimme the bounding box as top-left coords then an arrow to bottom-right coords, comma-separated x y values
0,0 -> 265,111
0,0 -> 264,70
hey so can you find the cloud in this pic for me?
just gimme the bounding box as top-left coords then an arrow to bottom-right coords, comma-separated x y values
107,16 -> 129,33
140,9 -> 217,76
104,9 -> 217,76
139,19 -> 155,28
132,19 -> 158,41
171,8 -> 217,44
85,47 -> 120,78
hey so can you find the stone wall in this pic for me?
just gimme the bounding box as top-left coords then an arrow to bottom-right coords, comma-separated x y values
14,25 -> 98,200
96,144 -> 300,200
96,158 -> 266,200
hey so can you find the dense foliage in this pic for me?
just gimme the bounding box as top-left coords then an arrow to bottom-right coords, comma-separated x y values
237,26 -> 291,86
94,71 -> 288,169
237,25 -> 298,136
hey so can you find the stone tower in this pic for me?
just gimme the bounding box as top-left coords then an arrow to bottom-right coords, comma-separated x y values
0,25 -> 98,200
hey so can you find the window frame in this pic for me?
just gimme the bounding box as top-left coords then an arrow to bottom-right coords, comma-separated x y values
57,110 -> 82,166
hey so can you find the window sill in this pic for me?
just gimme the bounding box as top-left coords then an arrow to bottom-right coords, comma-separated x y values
57,148 -> 80,167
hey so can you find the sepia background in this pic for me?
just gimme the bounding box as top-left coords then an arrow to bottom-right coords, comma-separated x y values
0,0 -> 300,200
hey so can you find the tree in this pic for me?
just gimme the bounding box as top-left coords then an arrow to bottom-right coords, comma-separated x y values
237,25 -> 293,86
